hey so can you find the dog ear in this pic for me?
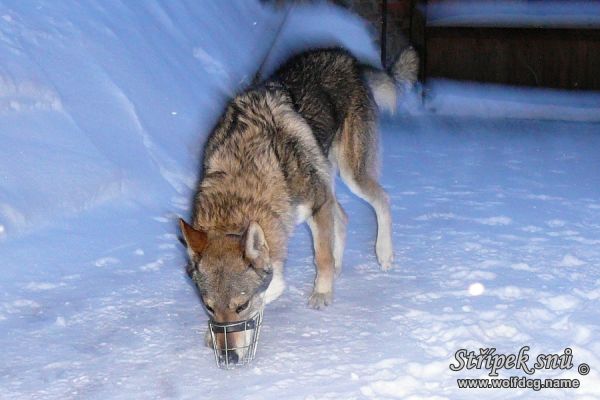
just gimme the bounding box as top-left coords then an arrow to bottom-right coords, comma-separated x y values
179,218 -> 208,255
244,221 -> 270,268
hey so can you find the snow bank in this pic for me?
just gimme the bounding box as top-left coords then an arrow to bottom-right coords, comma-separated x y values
0,0 -> 378,240
0,1 -> 279,237
421,79 -> 600,122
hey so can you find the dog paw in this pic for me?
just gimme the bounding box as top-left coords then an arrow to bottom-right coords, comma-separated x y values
308,291 -> 333,309
376,239 -> 393,271
379,257 -> 393,271
377,249 -> 393,271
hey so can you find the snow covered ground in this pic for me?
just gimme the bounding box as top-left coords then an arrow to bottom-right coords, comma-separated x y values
1,1 -> 600,399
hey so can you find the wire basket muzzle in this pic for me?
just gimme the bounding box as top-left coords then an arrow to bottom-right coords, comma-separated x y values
209,309 -> 263,369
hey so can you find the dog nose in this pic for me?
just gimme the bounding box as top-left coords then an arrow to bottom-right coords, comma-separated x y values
219,350 -> 239,365
227,351 -> 239,365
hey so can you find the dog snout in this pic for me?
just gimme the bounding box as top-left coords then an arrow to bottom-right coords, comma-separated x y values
219,349 -> 239,365
227,350 -> 239,364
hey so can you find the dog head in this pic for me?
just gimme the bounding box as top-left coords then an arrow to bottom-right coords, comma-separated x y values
179,218 -> 272,363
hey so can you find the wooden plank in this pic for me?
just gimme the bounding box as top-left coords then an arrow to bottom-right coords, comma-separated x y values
425,27 -> 600,90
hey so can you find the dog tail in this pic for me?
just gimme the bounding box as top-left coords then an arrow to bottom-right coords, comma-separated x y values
363,46 -> 419,114
391,46 -> 419,85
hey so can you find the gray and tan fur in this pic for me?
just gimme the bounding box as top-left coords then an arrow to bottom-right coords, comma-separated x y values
180,47 -> 418,361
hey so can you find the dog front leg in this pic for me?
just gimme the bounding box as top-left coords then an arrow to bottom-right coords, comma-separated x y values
307,198 -> 336,309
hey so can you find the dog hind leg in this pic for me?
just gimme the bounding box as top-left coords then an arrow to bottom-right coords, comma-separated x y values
345,175 -> 393,270
307,197 -> 336,309
336,103 -> 394,271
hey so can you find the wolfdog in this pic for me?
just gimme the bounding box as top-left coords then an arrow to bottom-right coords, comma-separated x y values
180,47 -> 418,363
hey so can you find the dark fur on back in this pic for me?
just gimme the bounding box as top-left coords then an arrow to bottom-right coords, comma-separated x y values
195,48 -> 381,236
270,48 -> 373,156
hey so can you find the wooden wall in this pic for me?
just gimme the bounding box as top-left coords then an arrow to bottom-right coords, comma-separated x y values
266,0 -> 600,91
425,27 -> 600,90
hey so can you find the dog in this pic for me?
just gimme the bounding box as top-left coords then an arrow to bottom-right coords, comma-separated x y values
179,46 -> 418,362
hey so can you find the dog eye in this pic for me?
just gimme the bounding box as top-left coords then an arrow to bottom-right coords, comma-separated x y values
236,300 -> 250,314
204,303 -> 214,315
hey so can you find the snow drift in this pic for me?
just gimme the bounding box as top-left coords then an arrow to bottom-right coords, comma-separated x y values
2,1 -> 599,399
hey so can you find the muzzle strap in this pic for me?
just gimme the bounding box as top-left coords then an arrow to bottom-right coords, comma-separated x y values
209,318 -> 258,333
